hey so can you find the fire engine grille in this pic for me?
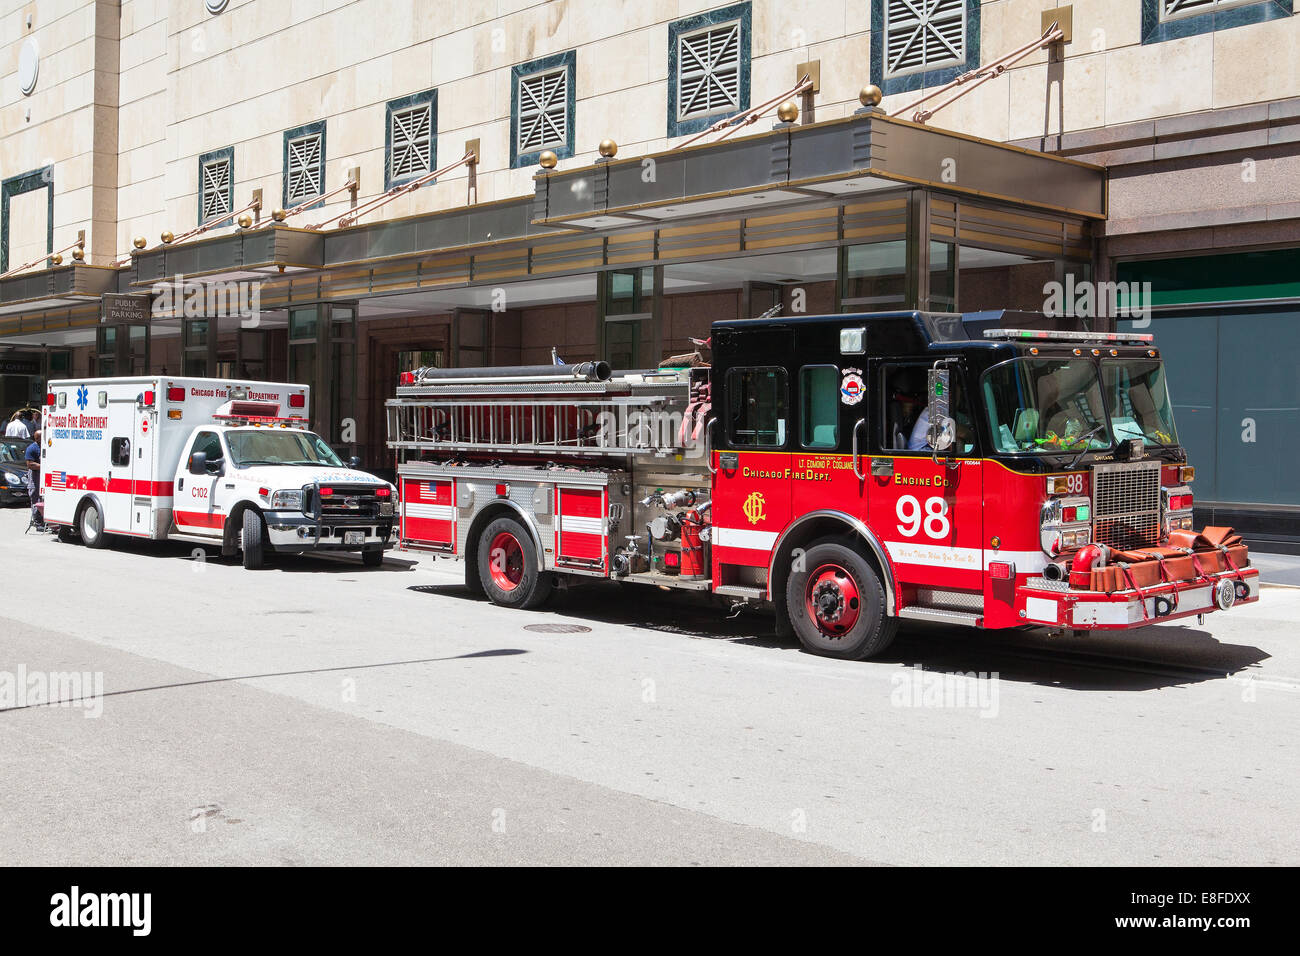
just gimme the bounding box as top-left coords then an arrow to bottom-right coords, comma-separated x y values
1091,459 -> 1162,551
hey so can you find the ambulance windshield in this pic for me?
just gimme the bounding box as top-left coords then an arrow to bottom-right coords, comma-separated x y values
226,429 -> 345,468
982,356 -> 1179,454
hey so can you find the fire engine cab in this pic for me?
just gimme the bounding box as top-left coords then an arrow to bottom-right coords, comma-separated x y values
42,376 -> 396,568
386,311 -> 1258,659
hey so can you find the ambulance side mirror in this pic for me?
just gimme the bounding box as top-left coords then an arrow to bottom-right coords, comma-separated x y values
188,452 -> 207,476
926,366 -> 956,454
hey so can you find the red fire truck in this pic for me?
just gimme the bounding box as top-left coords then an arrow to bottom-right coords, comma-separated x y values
386,311 -> 1258,660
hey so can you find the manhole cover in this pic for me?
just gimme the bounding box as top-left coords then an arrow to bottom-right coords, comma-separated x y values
523,623 -> 592,634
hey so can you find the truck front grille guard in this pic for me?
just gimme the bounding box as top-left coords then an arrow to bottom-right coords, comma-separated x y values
1091,459 -> 1162,551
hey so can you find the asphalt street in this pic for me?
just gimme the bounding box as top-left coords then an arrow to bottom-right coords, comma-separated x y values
1,507 -> 1296,865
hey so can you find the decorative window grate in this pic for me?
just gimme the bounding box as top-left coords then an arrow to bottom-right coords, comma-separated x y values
390,103 -> 433,180
517,68 -> 569,153
200,156 -> 231,222
884,0 -> 966,78
1160,0 -> 1252,19
286,131 -> 323,205
677,20 -> 742,120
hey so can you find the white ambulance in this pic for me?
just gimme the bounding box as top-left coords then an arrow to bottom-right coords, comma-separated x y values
40,376 -> 396,568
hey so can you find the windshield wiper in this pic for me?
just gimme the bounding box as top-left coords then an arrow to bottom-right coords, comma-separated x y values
1065,424 -> 1109,469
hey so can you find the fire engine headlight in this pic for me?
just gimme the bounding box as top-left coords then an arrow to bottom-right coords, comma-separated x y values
270,489 -> 303,509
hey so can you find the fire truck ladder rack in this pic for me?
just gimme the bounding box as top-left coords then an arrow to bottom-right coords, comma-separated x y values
385,373 -> 698,459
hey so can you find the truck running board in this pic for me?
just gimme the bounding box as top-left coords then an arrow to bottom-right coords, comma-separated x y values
897,606 -> 982,627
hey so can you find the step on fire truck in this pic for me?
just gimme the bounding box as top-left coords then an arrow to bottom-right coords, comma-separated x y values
386,312 -> 1258,660
42,376 -> 396,568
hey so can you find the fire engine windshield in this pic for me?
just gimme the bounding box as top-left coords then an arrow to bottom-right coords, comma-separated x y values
1100,358 -> 1179,446
982,358 -> 1112,453
226,430 -> 344,468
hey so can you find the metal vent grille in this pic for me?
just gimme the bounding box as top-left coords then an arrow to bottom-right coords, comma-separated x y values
1091,460 -> 1162,551
885,0 -> 966,79
201,157 -> 231,221
1161,0 -> 1249,21
678,20 -> 742,120
286,132 -> 323,205
391,103 -> 433,180
518,68 -> 568,152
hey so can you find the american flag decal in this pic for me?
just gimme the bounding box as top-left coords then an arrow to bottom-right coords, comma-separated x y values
48,471 -> 67,491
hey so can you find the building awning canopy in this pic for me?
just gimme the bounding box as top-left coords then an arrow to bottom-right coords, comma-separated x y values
534,111 -> 1107,229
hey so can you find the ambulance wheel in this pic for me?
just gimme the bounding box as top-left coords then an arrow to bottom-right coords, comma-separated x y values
477,516 -> 552,610
785,539 -> 896,660
361,548 -> 384,568
241,509 -> 266,570
79,500 -> 108,549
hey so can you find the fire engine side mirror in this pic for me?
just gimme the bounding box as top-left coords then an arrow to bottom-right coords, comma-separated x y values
926,366 -> 955,454
188,451 -> 207,476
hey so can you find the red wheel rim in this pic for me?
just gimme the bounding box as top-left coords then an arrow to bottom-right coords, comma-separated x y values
488,531 -> 525,591
805,564 -> 861,637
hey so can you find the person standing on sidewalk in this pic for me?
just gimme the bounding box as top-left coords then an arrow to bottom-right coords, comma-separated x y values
24,429 -> 43,530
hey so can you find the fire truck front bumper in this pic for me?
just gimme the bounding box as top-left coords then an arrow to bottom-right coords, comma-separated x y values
263,511 -> 396,553
1016,567 -> 1260,630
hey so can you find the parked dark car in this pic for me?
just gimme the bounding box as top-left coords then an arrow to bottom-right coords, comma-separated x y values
0,437 -> 31,506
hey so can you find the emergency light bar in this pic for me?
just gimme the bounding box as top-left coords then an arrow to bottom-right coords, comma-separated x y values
984,328 -> 1155,344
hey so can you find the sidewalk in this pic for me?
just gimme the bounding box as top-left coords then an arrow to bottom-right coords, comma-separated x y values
1251,551 -> 1300,587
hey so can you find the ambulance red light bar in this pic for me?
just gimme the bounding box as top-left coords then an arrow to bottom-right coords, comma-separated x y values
167,386 -> 185,402
288,393 -> 306,408
143,390 -> 155,406
45,392 -> 56,407
983,328 -> 1155,344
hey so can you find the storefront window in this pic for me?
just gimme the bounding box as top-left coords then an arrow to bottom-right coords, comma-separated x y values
840,241 -> 906,311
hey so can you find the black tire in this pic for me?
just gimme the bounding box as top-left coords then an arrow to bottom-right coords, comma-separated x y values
785,538 -> 897,660
361,548 -> 384,568
79,500 -> 109,549
241,509 -> 266,570
477,516 -> 552,610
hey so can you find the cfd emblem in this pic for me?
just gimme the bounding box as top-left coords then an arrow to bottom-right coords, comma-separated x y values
743,491 -> 767,525
840,367 -> 865,406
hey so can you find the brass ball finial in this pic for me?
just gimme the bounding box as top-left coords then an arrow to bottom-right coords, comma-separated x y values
859,84 -> 883,108
237,214 -> 253,229
272,208 -> 288,222
598,138 -> 618,158
776,100 -> 799,123
71,247 -> 84,261
132,235 -> 147,250
160,230 -> 174,244
538,150 -> 558,169
51,253 -> 63,265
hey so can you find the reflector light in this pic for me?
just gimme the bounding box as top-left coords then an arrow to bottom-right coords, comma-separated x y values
988,561 -> 1014,580
167,386 -> 185,402
1062,507 -> 1076,522
167,410 -> 183,420
320,488 -> 334,496
1179,465 -> 1196,483
496,484 -> 509,497
663,551 -> 680,567
399,372 -> 415,385
1169,494 -> 1193,511
289,393 -> 306,408
259,487 -> 270,498
375,487 -> 391,497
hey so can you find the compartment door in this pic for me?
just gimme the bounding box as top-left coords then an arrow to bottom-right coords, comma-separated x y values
555,485 -> 607,573
131,403 -> 156,535
401,477 -> 456,552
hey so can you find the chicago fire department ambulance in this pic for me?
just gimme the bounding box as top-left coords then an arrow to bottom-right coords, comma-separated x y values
41,376 -> 395,568
386,311 -> 1259,660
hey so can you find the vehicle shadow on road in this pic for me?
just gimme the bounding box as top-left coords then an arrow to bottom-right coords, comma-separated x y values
408,577 -> 1270,692
55,534 -> 420,573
